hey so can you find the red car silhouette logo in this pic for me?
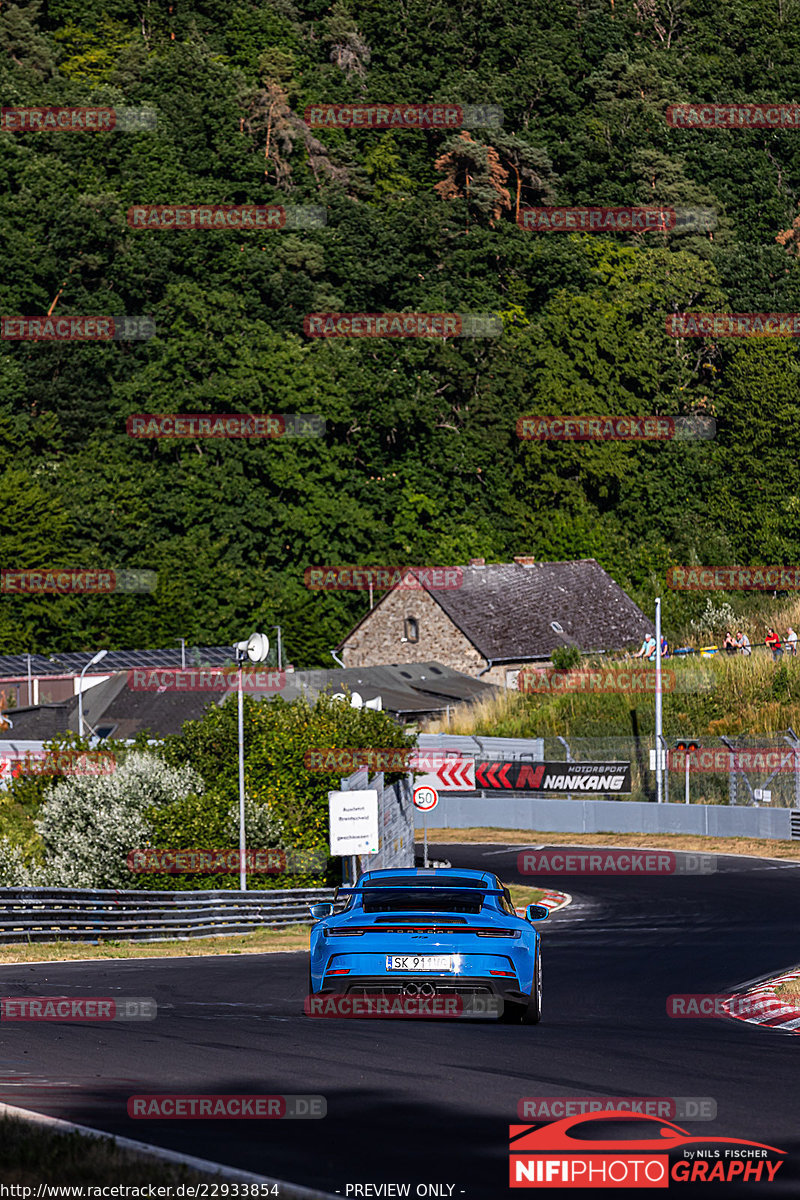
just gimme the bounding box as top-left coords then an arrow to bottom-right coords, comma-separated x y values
510,1112 -> 786,1189
510,1111 -> 784,1155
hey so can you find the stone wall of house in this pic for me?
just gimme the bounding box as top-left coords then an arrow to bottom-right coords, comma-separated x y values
340,587 -> 488,676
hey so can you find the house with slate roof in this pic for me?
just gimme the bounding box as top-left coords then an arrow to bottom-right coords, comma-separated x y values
337,557 -> 655,687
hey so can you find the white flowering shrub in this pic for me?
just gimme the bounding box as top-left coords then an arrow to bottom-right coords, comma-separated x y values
225,796 -> 285,849
0,837 -> 39,886
34,753 -> 204,888
690,599 -> 737,638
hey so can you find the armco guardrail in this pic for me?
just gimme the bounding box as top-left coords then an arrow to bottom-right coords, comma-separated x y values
0,887 -> 335,944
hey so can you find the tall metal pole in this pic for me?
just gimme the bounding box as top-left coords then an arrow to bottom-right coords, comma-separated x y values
238,659 -> 247,891
655,598 -> 663,804
685,753 -> 690,804
26,654 -> 32,707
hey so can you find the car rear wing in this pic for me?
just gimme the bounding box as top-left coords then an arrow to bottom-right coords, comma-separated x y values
334,885 -> 507,900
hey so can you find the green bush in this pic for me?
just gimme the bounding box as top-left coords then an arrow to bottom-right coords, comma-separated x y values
551,646 -> 582,671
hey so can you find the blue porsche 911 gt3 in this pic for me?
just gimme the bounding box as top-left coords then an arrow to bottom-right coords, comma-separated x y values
306,866 -> 548,1023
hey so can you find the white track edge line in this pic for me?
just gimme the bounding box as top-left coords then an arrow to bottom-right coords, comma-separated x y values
0,1101 -> 338,1198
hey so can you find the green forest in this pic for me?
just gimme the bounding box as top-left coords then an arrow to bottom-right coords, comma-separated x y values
2,0 -> 800,666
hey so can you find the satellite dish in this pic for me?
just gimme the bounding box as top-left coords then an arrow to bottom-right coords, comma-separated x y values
350,692 -> 363,708
365,696 -> 382,711
246,633 -> 270,663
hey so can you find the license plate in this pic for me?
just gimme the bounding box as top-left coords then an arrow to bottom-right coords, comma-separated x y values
385,955 -> 452,972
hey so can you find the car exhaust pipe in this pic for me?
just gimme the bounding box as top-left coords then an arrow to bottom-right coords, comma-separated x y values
403,983 -> 419,996
419,982 -> 436,997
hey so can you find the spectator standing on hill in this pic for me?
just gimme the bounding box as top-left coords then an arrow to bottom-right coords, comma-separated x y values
661,636 -> 669,658
765,628 -> 783,660
736,631 -> 751,656
723,631 -> 737,655
786,627 -> 798,657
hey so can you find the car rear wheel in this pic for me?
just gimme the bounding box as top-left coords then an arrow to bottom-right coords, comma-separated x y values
501,947 -> 542,1025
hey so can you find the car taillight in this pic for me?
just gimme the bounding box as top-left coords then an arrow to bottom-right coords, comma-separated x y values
476,930 -> 521,938
326,929 -> 364,936
490,970 -> 516,977
325,968 -> 350,975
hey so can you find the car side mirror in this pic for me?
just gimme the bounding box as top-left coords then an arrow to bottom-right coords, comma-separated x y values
526,903 -> 549,922
309,902 -> 334,920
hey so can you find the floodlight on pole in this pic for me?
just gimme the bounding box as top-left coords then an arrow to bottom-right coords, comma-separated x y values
234,633 -> 269,892
78,649 -> 108,738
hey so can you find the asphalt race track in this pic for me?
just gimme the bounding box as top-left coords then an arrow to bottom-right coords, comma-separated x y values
0,843 -> 798,1197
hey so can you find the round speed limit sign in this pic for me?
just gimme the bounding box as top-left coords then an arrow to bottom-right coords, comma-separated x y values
413,784 -> 439,812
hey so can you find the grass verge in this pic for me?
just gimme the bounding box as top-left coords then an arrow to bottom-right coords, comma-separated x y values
417,828 -> 800,860
774,977 -> 800,1002
0,924 -> 312,965
508,885 -> 545,906
0,1114 -> 250,1185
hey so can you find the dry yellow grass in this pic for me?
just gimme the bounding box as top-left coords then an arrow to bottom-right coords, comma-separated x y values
417,828 -> 800,860
0,924 -> 312,965
424,649 -> 800,738
775,977 -> 800,1001
507,885 -> 545,906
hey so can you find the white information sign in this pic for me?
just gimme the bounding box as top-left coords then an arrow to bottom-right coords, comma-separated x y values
328,789 -> 379,856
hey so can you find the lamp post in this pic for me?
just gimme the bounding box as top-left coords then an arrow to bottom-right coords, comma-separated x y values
233,633 -> 270,891
655,598 -> 663,804
269,626 -> 283,671
78,649 -> 108,738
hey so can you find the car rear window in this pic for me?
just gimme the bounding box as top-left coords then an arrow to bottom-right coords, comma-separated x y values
360,877 -> 488,914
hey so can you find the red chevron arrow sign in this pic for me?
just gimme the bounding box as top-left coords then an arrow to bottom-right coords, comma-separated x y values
410,752 -> 475,792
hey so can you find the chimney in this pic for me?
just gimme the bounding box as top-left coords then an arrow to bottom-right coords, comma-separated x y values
514,555 -> 536,567
470,558 -> 486,568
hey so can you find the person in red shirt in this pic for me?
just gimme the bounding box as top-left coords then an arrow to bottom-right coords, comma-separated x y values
765,628 -> 783,660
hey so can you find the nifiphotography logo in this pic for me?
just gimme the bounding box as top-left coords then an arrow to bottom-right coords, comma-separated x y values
509,1113 -> 785,1187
